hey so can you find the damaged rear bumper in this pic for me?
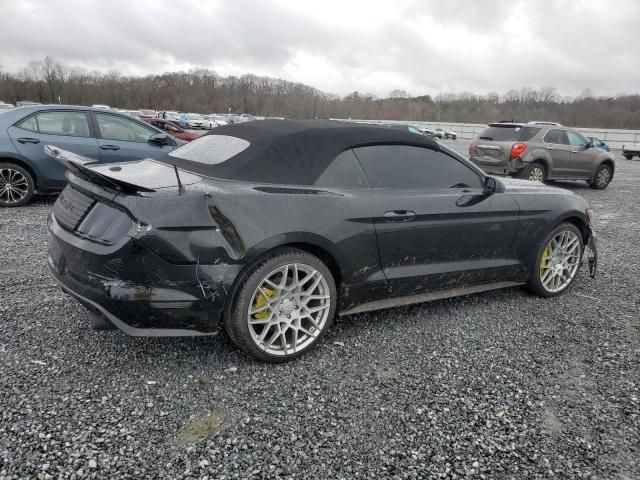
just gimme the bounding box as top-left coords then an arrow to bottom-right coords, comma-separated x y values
48,214 -> 239,336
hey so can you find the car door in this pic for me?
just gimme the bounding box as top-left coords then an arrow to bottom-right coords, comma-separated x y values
353,144 -> 521,296
542,129 -> 572,178
566,130 -> 596,178
92,112 -> 175,163
7,110 -> 99,190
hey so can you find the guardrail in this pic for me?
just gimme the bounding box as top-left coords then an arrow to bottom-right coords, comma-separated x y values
330,119 -> 640,149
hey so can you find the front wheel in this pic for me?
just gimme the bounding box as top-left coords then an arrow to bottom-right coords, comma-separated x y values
526,223 -> 583,297
624,154 -> 633,160
0,163 -> 35,207
589,164 -> 612,190
225,249 -> 337,362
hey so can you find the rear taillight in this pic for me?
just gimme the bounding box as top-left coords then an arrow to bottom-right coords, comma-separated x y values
510,142 -> 527,159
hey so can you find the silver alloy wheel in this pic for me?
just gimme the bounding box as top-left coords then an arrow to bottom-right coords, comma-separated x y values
539,230 -> 582,293
596,167 -> 611,188
528,166 -> 545,183
0,168 -> 29,204
247,263 -> 331,356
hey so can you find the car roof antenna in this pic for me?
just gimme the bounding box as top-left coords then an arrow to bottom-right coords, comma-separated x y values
173,164 -> 185,194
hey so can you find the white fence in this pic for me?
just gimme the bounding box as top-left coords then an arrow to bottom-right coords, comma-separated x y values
330,119 -> 640,150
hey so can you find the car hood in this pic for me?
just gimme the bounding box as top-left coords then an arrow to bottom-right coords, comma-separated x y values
497,176 -> 572,194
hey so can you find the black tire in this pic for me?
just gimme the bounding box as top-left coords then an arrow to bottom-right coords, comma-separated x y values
589,164 -> 613,190
525,222 -> 583,298
451,135 -> 457,140
623,154 -> 633,160
519,162 -> 546,183
0,162 -> 35,207
225,248 -> 337,362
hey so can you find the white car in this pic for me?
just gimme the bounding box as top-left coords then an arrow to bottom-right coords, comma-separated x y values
180,113 -> 209,129
434,128 -> 457,140
200,115 -> 218,129
622,143 -> 640,160
0,103 -> 15,111
209,114 -> 230,126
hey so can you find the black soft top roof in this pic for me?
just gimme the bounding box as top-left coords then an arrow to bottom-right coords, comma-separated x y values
160,119 -> 439,185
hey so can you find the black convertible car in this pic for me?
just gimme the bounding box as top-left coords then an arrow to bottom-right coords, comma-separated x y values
46,120 -> 597,362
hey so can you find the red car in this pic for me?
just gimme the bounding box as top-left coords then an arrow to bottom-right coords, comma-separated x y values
138,109 -> 157,120
145,118 -> 203,141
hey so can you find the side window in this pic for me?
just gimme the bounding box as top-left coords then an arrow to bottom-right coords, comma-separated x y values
354,145 -> 482,189
16,116 -> 38,132
17,111 -> 91,137
314,149 -> 369,189
566,131 -> 588,147
96,113 -> 155,143
518,126 -> 541,142
544,129 -> 567,144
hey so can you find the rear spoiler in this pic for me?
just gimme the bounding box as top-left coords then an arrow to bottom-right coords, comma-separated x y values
45,145 -> 155,193
45,145 -> 202,193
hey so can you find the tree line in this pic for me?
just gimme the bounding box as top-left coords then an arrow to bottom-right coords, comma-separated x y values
1,57 -> 639,129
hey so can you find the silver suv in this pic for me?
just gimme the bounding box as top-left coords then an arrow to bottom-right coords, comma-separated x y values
469,122 -> 615,189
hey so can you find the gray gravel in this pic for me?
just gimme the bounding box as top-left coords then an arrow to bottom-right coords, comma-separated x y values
1,146 -> 639,479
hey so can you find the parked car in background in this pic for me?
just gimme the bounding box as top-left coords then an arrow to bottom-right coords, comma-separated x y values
45,119 -> 597,362
0,103 -> 15,111
419,126 -> 438,137
587,137 -> 610,152
622,143 -> 640,160
200,115 -> 218,129
160,111 -> 180,122
469,122 -> 615,189
434,128 -> 457,140
138,109 -> 156,119
126,110 -> 146,119
0,105 -> 184,206
209,114 -> 230,126
145,118 -> 203,141
383,124 -> 424,135
17,101 -> 42,107
179,113 -> 209,129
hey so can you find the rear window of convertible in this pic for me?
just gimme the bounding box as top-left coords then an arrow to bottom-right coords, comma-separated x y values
168,135 -> 250,164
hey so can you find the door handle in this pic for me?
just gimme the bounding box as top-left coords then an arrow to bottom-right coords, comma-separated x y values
17,138 -> 40,144
546,145 -> 554,150
571,150 -> 579,153
384,210 -> 416,220
100,145 -> 120,151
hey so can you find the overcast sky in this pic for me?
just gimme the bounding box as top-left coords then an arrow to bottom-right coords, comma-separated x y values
1,0 -> 639,98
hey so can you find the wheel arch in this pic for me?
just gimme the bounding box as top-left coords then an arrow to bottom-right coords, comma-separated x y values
590,158 -> 615,182
0,155 -> 39,188
553,213 -> 591,244
222,237 -> 344,321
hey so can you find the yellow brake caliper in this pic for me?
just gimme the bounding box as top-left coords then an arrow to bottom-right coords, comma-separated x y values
253,287 -> 275,319
540,247 -> 550,277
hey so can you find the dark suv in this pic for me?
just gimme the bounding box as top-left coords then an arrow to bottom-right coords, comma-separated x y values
469,122 -> 615,189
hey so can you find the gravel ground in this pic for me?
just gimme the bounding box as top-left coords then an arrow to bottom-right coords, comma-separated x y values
1,146 -> 639,479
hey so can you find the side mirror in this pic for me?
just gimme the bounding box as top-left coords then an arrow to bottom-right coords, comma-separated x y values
482,176 -> 504,194
585,141 -> 593,149
149,133 -> 169,145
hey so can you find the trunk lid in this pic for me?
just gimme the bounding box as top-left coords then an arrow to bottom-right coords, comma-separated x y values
45,145 -> 203,193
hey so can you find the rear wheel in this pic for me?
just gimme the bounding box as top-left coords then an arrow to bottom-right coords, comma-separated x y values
589,164 -> 612,190
0,163 -> 35,207
526,223 -> 583,297
520,162 -> 546,183
225,249 -> 337,362
624,154 -> 633,160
